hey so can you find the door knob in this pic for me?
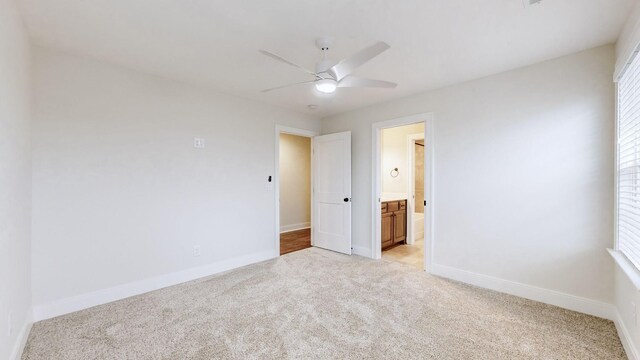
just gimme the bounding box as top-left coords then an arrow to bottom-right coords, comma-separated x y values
344,198 -> 349,202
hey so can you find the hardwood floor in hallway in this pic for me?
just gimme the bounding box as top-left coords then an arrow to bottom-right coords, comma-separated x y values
280,228 -> 311,255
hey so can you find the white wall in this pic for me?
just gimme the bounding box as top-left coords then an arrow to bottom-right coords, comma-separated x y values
615,1 -> 640,80
381,123 -> 423,199
279,133 -> 311,232
31,47 -> 320,318
322,45 -> 615,306
0,0 -> 32,358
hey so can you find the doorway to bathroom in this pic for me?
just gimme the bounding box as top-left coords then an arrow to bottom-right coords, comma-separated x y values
372,113 -> 434,272
378,124 -> 424,269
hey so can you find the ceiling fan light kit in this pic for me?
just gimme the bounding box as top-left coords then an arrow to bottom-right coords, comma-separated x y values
259,38 -> 397,95
315,78 -> 337,93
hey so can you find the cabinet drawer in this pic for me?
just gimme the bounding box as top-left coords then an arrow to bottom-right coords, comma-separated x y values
399,201 -> 406,210
387,201 -> 399,212
381,202 -> 388,213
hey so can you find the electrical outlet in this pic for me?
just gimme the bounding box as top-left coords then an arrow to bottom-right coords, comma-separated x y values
522,0 -> 543,6
193,245 -> 201,257
193,137 -> 205,149
7,312 -> 12,337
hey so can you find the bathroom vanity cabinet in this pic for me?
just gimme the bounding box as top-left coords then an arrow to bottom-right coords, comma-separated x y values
381,199 -> 407,250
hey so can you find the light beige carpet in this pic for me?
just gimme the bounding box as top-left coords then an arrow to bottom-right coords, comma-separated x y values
23,248 -> 625,359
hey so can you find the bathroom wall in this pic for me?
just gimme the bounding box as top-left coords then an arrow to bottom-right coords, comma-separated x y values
381,123 -> 425,200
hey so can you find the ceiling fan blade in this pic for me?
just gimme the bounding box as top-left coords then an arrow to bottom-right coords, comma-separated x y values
338,76 -> 397,88
260,80 -> 316,93
259,50 -> 316,76
328,41 -> 390,81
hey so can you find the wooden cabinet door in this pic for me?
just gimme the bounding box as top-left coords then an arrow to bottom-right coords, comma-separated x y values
381,211 -> 394,249
393,210 -> 406,243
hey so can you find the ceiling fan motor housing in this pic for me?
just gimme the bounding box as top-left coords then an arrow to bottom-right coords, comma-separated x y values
315,38 -> 336,76
316,58 -> 336,76
315,37 -> 333,51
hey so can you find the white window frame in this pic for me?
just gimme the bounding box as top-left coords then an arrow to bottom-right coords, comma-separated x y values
612,45 -> 640,290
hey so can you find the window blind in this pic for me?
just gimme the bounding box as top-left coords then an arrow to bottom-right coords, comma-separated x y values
618,51 -> 640,270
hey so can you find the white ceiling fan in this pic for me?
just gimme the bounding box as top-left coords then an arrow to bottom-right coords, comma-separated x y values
259,38 -> 397,94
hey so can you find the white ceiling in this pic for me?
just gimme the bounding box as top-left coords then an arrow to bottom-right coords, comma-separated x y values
19,0 -> 636,117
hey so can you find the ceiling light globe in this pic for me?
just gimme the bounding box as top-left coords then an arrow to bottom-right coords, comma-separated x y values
315,79 -> 337,94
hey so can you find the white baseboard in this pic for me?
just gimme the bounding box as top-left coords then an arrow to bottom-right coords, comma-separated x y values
10,315 -> 32,360
431,263 -> 615,320
352,245 -> 371,257
33,250 -> 275,322
614,309 -> 639,360
25,252 -> 634,358
280,222 -> 311,233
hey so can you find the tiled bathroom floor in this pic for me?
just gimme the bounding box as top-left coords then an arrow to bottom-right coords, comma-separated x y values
382,237 -> 424,269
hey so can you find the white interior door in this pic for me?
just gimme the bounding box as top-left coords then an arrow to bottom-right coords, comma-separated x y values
313,131 -> 352,255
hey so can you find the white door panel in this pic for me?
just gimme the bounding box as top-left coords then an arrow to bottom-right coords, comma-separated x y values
313,131 -> 351,255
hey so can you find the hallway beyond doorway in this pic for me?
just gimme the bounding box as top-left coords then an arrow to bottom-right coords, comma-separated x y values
280,228 -> 311,255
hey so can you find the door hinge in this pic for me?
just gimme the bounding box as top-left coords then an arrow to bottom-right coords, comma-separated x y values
424,200 -> 426,206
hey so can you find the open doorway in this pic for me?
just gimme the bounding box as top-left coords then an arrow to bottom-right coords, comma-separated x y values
278,132 -> 312,255
378,123 -> 424,269
372,113 -> 434,272
275,126 -> 352,257
276,125 -> 352,256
